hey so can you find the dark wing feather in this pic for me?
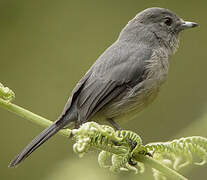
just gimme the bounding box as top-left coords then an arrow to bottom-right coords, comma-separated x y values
77,79 -> 127,121
73,40 -> 152,122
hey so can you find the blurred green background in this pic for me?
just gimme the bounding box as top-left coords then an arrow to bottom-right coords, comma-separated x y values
0,0 -> 206,179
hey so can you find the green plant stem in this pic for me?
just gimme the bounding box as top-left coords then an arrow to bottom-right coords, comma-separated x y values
135,155 -> 187,180
0,98 -> 71,137
0,98 -> 187,180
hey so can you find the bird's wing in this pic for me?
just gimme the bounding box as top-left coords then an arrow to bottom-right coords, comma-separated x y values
76,41 -> 152,122
58,40 -> 152,123
76,78 -> 126,121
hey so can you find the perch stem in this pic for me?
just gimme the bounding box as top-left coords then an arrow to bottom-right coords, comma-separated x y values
0,98 -> 70,137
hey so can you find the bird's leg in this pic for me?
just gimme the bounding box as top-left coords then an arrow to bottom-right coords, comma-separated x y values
107,119 -> 136,148
107,118 -> 122,147
107,118 -> 122,130
107,118 -> 138,166
107,118 -> 137,149
128,139 -> 138,166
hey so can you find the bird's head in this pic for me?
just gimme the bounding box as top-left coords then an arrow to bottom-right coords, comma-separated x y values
120,7 -> 198,54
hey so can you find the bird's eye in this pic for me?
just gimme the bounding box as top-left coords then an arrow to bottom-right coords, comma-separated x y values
164,17 -> 172,26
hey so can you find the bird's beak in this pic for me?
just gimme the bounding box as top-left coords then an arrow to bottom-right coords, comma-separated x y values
180,21 -> 199,30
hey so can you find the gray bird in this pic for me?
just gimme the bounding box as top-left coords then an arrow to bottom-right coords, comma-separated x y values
9,7 -> 198,167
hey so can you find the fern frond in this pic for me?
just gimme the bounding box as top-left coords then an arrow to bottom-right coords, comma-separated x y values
0,82 -> 15,102
146,136 -> 207,179
72,122 -> 207,180
72,122 -> 146,173
146,136 -> 207,170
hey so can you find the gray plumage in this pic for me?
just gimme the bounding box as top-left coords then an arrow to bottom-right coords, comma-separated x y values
9,7 -> 198,167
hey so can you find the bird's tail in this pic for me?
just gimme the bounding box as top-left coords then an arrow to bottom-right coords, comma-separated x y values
9,121 -> 64,168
